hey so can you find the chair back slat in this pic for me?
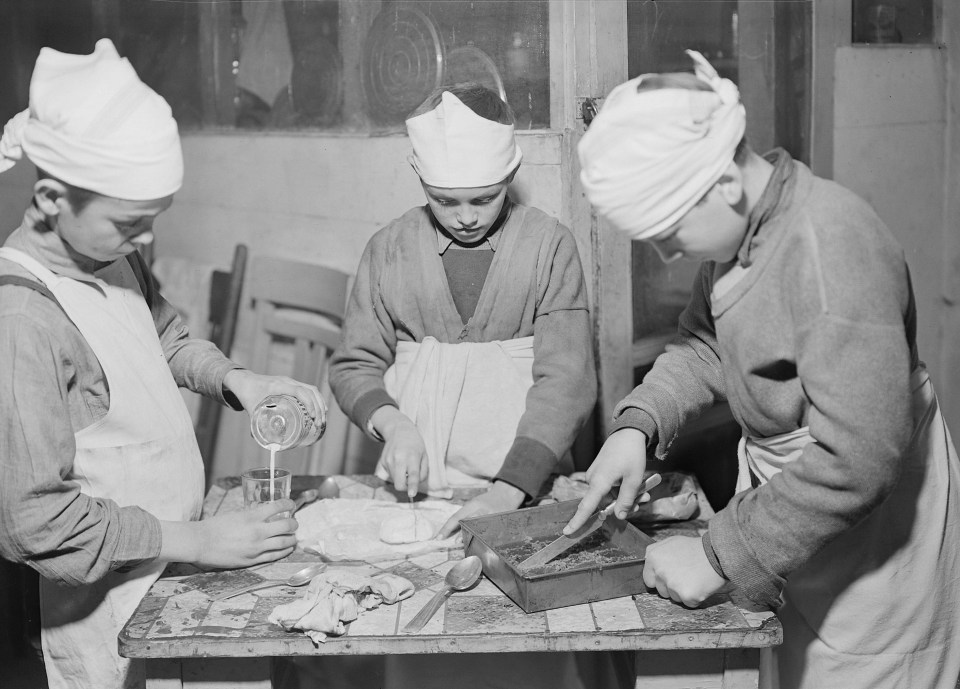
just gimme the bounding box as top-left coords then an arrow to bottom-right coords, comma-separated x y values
218,255 -> 377,478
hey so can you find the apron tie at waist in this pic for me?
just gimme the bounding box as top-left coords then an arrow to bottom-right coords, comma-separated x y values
736,366 -> 933,494
382,336 -> 534,498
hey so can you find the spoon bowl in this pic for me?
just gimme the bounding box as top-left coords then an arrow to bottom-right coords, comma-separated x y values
446,555 -> 483,590
213,562 -> 328,601
293,489 -> 319,513
403,556 -> 482,633
317,476 -> 341,500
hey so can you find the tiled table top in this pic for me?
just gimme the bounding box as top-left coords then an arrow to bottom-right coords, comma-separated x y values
119,475 -> 781,659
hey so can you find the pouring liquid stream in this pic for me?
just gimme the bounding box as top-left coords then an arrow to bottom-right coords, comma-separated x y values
268,444 -> 280,501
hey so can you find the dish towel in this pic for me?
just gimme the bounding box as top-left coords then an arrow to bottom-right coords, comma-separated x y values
269,571 -> 414,645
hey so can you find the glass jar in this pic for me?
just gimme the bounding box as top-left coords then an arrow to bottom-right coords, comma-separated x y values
250,394 -> 326,451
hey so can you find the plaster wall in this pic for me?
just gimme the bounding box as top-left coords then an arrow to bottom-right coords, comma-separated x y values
0,131 -> 571,478
832,45 -> 954,431
941,0 -> 960,439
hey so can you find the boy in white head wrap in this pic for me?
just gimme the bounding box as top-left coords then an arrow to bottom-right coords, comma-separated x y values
567,51 -> 960,689
326,84 -> 595,689
0,40 -> 326,689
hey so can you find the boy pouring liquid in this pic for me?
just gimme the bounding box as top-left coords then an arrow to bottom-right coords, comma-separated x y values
0,40 -> 324,689
327,84 -> 596,689
566,51 -> 960,689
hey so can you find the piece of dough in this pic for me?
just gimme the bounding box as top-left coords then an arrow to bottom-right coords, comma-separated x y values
379,509 -> 435,544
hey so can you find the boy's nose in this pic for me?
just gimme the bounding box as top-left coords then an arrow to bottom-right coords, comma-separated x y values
457,208 -> 478,228
132,231 -> 155,247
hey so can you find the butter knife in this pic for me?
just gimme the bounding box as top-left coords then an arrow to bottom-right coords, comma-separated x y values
517,473 -> 661,572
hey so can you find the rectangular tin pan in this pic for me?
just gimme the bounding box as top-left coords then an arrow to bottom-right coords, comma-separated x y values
460,499 -> 653,613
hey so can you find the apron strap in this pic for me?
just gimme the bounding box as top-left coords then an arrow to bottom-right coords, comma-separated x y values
0,274 -> 71,318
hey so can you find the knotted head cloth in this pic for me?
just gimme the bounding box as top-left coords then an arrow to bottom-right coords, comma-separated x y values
578,50 -> 746,240
406,91 -> 522,188
0,39 -> 183,201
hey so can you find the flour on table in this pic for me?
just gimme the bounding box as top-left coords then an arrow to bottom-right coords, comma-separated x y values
296,498 -> 462,560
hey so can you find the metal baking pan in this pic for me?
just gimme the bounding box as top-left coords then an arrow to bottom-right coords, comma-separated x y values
460,499 -> 652,613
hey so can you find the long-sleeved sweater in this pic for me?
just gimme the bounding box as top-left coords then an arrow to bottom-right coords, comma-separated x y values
0,222 -> 240,587
613,150 -> 917,606
328,201 -> 597,498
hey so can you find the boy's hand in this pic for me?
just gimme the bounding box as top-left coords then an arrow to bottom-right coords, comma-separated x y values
371,406 -> 429,498
643,535 -> 729,607
563,428 -> 649,534
224,370 -> 326,423
435,481 -> 525,539
160,499 -> 298,569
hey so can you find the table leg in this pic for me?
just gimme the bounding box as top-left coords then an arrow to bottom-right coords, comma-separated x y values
633,648 -> 762,689
145,658 -> 273,689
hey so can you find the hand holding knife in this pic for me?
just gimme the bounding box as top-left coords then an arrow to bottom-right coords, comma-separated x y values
518,473 -> 661,571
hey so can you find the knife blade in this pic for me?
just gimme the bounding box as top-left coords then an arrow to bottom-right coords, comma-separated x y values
517,473 -> 662,572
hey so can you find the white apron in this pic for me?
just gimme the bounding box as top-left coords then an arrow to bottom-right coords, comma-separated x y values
0,248 -> 205,689
381,335 -> 534,497
377,335 -> 584,689
735,366 -> 960,689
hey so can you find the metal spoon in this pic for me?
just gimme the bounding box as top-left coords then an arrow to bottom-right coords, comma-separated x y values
317,476 -> 341,500
293,489 -> 319,513
212,562 -> 328,601
403,556 -> 483,633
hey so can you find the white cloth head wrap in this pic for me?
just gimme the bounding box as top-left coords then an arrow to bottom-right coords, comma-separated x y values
578,50 -> 746,240
406,91 -> 522,188
0,39 -> 183,200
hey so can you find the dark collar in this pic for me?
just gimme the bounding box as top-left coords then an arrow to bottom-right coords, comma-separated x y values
432,198 -> 512,254
737,148 -> 795,267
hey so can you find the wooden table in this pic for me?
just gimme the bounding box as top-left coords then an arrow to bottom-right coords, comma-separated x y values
119,475 -> 781,689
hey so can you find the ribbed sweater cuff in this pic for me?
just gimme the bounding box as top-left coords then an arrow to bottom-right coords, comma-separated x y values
608,408 -> 659,449
708,503 -> 784,608
700,530 -> 725,578
495,437 -> 558,499
354,389 -> 398,436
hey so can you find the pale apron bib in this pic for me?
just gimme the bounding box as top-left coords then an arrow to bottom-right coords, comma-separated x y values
0,248 -> 205,689
735,367 -> 960,689
381,335 -> 534,498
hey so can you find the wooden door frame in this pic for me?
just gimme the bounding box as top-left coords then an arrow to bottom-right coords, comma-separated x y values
549,0 -> 631,438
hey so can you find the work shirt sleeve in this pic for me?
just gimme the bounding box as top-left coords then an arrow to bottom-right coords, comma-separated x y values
0,296 -> 162,587
328,238 -> 400,431
495,228 -> 597,498
130,253 -> 242,409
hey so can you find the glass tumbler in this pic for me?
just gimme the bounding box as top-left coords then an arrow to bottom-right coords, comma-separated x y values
241,468 -> 292,509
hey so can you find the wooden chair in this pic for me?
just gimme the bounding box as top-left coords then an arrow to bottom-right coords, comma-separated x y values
194,244 -> 248,488
231,255 -> 377,477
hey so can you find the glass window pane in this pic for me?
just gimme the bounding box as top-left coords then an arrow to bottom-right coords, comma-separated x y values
117,1 -> 205,130
853,0 -> 935,44
122,0 -> 553,133
2,1 -> 552,133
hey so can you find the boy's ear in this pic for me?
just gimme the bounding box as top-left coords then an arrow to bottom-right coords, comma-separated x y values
714,161 -> 744,208
33,179 -> 68,217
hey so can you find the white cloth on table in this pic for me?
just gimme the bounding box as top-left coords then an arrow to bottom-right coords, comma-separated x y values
295,498 -> 461,560
269,571 -> 414,645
